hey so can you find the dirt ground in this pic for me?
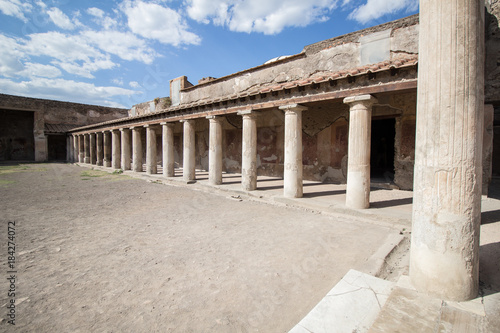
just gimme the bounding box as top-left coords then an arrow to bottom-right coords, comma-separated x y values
0,163 -> 400,332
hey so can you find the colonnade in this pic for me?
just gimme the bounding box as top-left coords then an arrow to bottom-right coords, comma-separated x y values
69,99 -> 379,204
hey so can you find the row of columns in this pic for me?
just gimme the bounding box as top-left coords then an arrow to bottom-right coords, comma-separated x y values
69,101 -> 377,204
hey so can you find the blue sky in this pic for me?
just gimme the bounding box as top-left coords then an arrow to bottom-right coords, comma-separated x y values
0,0 -> 419,109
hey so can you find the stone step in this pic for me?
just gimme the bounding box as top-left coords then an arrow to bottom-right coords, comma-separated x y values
288,269 -> 394,333
368,276 -> 497,333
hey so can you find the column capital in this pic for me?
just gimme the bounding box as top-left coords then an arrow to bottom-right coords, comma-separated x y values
279,104 -> 308,113
180,119 -> 195,123
160,122 -> 175,127
343,94 -> 377,106
119,128 -> 130,132
143,123 -> 160,128
237,109 -> 256,116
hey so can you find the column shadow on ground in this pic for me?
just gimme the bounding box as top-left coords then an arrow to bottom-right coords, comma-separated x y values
304,190 -> 346,198
480,242 -> 500,292
370,197 -> 413,209
482,210 -> 500,225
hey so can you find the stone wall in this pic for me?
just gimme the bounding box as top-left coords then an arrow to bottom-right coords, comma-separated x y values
0,94 -> 128,161
178,15 -> 419,106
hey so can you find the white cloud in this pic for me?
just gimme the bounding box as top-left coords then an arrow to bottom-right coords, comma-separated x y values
122,0 -> 201,46
87,7 -> 105,18
47,7 -> 78,30
24,32 -> 116,77
129,81 -> 140,88
348,0 -> 418,24
87,6 -> 117,29
82,30 -> 157,64
185,0 -> 338,35
112,78 -> 124,85
0,34 -> 26,77
20,62 -> 61,78
0,77 -> 138,107
0,0 -> 32,22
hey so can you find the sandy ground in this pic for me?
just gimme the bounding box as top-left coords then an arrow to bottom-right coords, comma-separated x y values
0,163 -> 399,332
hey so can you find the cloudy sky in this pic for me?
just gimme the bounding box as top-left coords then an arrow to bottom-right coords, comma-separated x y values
0,0 -> 419,109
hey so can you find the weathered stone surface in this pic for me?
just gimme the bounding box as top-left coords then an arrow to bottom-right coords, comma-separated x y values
410,0 -> 484,301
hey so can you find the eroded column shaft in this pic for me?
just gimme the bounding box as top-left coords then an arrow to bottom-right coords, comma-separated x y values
145,125 -> 157,174
344,95 -> 377,209
208,116 -> 223,185
240,111 -> 258,191
132,127 -> 143,172
410,0 -> 484,301
103,131 -> 111,167
162,122 -> 175,177
90,133 -> 96,165
84,134 -> 90,164
120,128 -> 131,171
111,130 -> 121,169
96,132 -> 103,166
73,135 -> 78,163
182,119 -> 196,182
281,104 -> 306,198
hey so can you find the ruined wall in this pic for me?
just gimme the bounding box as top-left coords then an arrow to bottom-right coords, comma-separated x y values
179,15 -> 419,105
129,97 -> 171,117
0,110 -> 34,161
0,94 -> 128,161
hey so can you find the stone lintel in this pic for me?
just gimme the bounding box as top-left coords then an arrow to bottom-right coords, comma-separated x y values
343,94 -> 378,106
237,109 -> 256,116
279,104 -> 308,112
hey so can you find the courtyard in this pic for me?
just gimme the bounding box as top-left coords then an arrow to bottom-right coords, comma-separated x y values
0,163 -> 407,332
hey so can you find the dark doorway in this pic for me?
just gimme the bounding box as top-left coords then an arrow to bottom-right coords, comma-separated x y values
0,109 -> 35,161
371,118 -> 395,181
48,135 -> 66,161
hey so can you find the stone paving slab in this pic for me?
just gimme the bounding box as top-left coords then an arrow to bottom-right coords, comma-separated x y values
288,269 -> 394,333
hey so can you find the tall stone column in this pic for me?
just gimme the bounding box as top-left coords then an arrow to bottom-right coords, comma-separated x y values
161,122 -> 175,177
67,136 -> 73,162
207,116 -> 223,185
90,133 -> 96,165
103,131 -> 111,167
72,135 -> 78,163
79,135 -> 84,162
120,128 -> 131,171
83,134 -> 90,163
96,132 -> 103,166
145,124 -> 157,174
238,110 -> 258,191
181,119 -> 196,182
131,127 -> 143,172
344,95 -> 377,209
280,104 -> 307,198
111,129 -> 121,169
410,0 -> 484,301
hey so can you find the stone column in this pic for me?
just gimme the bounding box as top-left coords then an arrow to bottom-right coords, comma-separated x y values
120,128 -> 131,171
111,130 -> 121,169
90,133 -> 96,165
78,135 -> 84,163
181,119 -> 196,182
344,95 -> 377,209
67,136 -> 73,162
103,131 -> 111,167
96,132 -> 103,166
410,0 -> 484,301
131,127 -> 143,172
145,124 -> 157,174
84,134 -> 90,163
72,135 -> 78,163
280,104 -> 307,198
238,110 -> 258,191
207,116 -> 223,185
161,122 -> 175,177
